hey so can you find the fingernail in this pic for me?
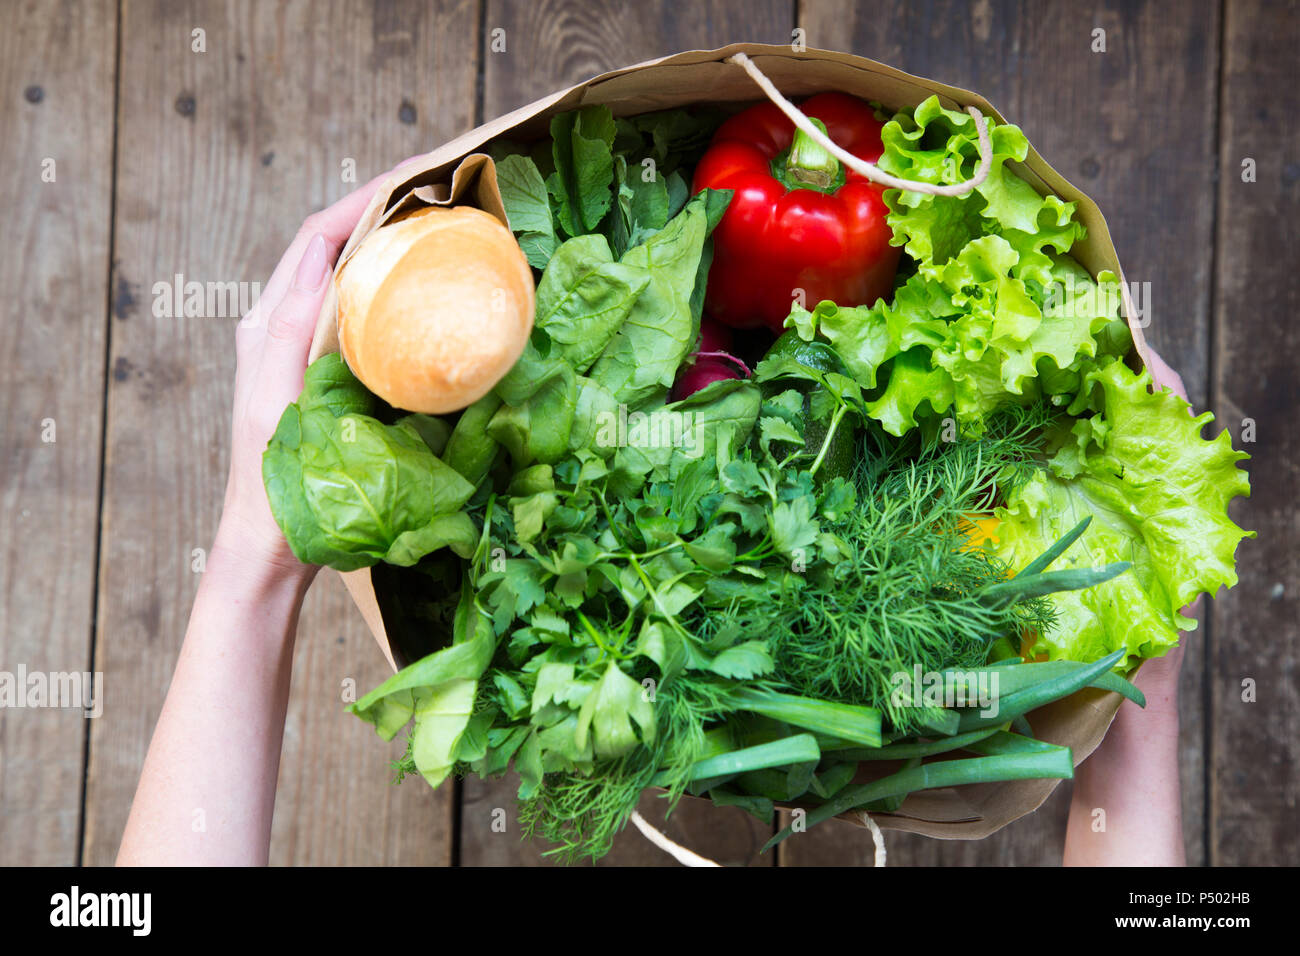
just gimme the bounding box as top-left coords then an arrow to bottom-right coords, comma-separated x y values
293,234 -> 330,292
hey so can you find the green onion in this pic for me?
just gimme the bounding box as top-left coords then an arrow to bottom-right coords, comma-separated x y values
979,562 -> 1132,609
963,730 -> 1060,756
651,733 -> 820,787
832,726 -> 1002,761
954,649 -> 1126,733
763,748 -> 1075,851
941,659 -> 1146,708
1013,516 -> 1092,578
730,687 -> 882,747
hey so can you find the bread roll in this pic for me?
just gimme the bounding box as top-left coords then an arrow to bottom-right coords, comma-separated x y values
336,205 -> 535,414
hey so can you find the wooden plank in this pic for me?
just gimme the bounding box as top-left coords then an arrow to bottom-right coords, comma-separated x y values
482,0 -> 794,116
1209,0 -> 1299,867
0,0 -> 116,867
463,0 -> 793,866
790,0 -> 1221,865
80,0 -> 480,866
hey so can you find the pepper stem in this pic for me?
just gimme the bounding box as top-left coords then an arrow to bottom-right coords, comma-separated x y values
786,117 -> 839,189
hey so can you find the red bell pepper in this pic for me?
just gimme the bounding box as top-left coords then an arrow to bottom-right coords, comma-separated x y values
691,93 -> 901,334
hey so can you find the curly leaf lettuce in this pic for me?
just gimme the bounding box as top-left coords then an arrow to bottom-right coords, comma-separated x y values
991,360 -> 1253,665
790,242 -> 1125,436
877,96 -> 1085,286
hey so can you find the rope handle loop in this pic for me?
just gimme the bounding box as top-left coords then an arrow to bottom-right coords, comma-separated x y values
726,52 -> 992,198
630,809 -> 887,867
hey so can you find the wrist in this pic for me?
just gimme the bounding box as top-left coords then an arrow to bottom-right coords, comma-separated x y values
1126,643 -> 1186,720
210,511 -> 317,598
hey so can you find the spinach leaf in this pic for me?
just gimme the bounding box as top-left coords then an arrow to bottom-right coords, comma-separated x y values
568,376 -> 621,458
349,583 -> 497,787
547,106 -> 618,238
263,354 -> 478,570
495,234 -> 649,405
495,154 -> 559,269
588,190 -> 726,408
607,155 -> 671,257
488,362 -> 578,466
444,394 -> 502,486
610,379 -> 762,483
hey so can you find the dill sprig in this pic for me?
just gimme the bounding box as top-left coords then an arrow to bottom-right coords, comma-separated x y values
690,407 -> 1057,733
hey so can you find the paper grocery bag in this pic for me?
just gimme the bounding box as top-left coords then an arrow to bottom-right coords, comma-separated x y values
307,43 -> 1159,840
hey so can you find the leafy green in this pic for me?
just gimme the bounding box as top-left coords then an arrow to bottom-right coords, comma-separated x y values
547,107 -> 619,238
991,360 -> 1253,665
495,234 -> 649,405
266,99 -> 1250,865
349,582 -> 497,787
495,153 -> 559,268
495,105 -> 724,270
263,354 -> 477,570
588,191 -> 725,407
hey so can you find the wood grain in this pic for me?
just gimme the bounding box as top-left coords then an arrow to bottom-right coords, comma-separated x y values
79,0 -> 478,866
0,0 -> 117,866
792,0 -> 1222,865
466,0 -> 793,866
482,0 -> 794,117
1209,0 -> 1298,866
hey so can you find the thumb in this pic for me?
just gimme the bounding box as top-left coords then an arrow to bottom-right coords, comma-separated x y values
1141,345 -> 1189,403
259,233 -> 333,409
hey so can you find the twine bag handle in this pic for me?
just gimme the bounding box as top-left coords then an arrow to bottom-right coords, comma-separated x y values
726,52 -> 992,198
630,809 -> 887,867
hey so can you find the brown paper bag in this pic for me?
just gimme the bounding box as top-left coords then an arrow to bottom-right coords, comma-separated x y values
308,43 -> 1157,840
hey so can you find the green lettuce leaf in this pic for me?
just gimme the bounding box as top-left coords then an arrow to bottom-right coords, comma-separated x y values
991,360 -> 1253,665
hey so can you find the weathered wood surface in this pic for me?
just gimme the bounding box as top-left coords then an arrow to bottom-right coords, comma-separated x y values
0,0 -> 1291,868
0,0 -> 117,867
1209,0 -> 1298,866
79,0 -> 478,866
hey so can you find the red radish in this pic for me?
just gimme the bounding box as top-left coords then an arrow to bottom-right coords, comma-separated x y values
670,350 -> 752,401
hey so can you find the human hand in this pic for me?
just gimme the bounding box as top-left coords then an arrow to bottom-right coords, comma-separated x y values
216,171 -> 407,580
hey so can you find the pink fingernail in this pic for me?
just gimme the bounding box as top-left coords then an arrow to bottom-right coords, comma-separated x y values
293,234 -> 330,292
